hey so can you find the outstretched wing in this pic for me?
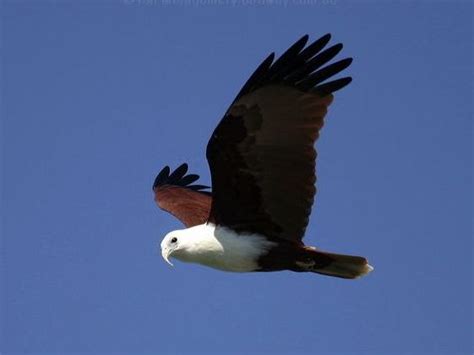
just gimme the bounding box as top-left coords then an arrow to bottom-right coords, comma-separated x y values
206,34 -> 352,243
153,163 -> 211,228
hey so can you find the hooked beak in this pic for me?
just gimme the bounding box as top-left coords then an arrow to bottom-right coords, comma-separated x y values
161,247 -> 174,267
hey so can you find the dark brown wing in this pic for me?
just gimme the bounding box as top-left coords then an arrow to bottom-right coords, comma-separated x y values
206,34 -> 352,243
153,164 -> 211,228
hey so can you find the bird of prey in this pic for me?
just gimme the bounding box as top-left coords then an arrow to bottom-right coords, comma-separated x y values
154,34 -> 373,279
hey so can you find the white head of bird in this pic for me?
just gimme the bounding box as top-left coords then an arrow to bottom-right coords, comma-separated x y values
159,224 -> 226,268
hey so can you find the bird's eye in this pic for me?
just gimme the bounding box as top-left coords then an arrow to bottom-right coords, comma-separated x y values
171,237 -> 178,243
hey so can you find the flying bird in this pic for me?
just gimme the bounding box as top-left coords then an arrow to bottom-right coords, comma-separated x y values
154,34 -> 373,279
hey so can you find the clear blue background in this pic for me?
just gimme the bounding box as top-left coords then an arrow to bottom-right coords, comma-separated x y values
1,1 -> 472,354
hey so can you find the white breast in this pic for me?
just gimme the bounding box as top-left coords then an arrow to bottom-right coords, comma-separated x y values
172,223 -> 276,272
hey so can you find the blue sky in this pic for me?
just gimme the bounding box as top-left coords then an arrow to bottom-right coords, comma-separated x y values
1,1 -> 472,354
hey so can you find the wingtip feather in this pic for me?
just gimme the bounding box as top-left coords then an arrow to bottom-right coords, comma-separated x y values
153,164 -> 210,192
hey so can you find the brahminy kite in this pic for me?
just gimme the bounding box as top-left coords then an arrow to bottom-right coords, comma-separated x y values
154,34 -> 373,279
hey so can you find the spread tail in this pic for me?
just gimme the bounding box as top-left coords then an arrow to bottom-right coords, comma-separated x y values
302,248 -> 374,279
